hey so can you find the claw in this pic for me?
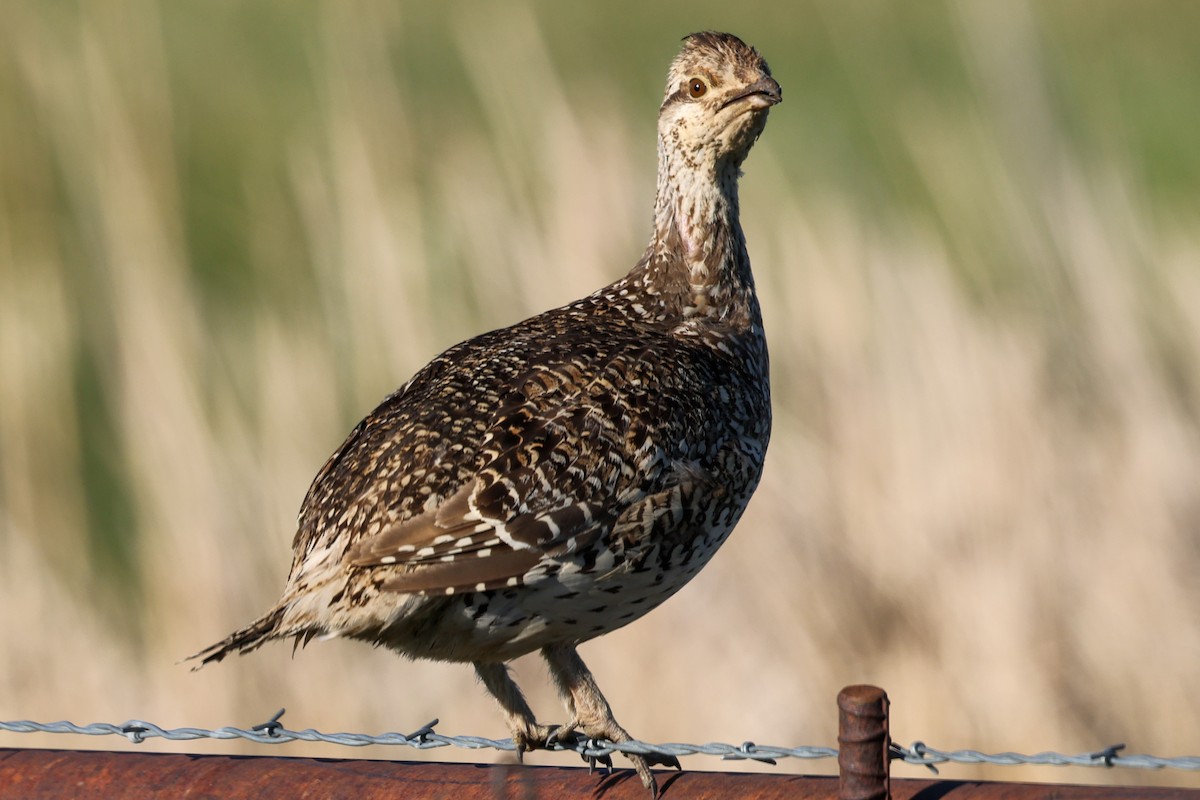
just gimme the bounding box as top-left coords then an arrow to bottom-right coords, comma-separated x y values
510,720 -> 559,760
629,755 -> 660,798
544,723 -> 568,748
584,750 -> 614,776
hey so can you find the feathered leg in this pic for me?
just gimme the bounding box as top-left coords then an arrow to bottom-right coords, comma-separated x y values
473,661 -> 556,759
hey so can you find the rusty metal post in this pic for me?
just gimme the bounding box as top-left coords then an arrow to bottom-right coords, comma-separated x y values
838,684 -> 890,800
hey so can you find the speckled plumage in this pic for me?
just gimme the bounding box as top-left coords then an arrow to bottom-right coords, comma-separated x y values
191,31 -> 779,796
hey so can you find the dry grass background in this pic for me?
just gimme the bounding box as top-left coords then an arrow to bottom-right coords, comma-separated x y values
1,0 -> 1198,788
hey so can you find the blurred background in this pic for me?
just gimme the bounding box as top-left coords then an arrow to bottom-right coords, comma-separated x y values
1,0 -> 1198,788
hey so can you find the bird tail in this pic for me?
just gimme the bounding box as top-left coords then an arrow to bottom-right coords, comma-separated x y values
186,605 -> 289,670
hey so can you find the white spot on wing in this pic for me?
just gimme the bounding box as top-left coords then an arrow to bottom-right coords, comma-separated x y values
492,521 -> 534,551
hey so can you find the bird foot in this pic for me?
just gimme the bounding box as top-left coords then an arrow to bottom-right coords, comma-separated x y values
509,720 -> 559,761
547,716 -> 680,797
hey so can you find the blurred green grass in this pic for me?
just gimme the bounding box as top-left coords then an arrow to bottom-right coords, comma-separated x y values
2,0 -> 1199,786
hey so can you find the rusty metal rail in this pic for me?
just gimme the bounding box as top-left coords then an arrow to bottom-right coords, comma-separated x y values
0,748 -> 1195,799
2,686 -> 1197,799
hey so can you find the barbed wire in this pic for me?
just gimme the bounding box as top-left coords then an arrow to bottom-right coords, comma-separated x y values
891,741 -> 1200,772
3,711 -> 1199,772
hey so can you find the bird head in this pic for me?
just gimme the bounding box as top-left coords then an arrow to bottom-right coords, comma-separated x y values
658,32 -> 781,172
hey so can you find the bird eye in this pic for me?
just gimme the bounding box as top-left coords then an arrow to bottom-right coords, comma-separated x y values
688,78 -> 708,98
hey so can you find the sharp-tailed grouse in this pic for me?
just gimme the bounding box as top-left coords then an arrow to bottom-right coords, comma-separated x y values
192,30 -> 780,796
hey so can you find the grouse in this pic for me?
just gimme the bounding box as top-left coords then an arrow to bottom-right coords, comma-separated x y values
191,31 -> 780,796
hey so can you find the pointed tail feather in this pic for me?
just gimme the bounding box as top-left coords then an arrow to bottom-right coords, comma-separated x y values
186,605 -> 288,670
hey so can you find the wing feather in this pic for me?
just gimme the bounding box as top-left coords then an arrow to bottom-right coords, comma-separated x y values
342,345 -> 672,595
380,548 -> 544,594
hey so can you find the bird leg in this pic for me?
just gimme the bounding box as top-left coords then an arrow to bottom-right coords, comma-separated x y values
541,643 -> 681,797
474,661 -> 557,759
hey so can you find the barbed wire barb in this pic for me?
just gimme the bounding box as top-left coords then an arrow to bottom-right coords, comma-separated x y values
251,709 -> 285,738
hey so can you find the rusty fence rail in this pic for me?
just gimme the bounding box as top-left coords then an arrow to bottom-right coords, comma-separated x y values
2,748 -> 1198,800
2,686 -> 1199,799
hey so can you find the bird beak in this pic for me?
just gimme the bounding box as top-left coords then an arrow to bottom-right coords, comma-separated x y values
722,76 -> 782,111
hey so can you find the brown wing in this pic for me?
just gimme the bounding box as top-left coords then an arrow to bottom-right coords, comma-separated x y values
345,485 -> 616,594
346,397 -> 658,595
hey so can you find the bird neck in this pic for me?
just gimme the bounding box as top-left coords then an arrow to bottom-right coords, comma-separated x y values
643,144 -> 759,329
